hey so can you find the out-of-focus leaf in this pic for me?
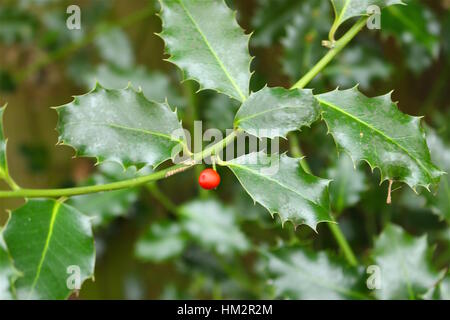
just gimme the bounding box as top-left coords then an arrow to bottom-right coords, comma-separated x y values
55,84 -> 186,169
95,28 -> 134,69
0,70 -> 16,93
261,245 -> 366,299
159,0 -> 252,102
135,221 -> 187,262
382,1 -> 440,73
423,128 -> 450,223
327,154 -> 367,213
316,87 -> 443,191
3,199 -> 95,300
0,232 -> 20,300
225,152 -> 332,230
180,199 -> 249,256
234,87 -> 319,139
251,0 -> 305,46
329,0 -> 404,41
81,64 -> 184,108
18,143 -> 50,173
40,10 -> 84,51
0,105 -> 8,180
68,163 -> 147,227
281,0 -> 330,80
371,224 -> 439,299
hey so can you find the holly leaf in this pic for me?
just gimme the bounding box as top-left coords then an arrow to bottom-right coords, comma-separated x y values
329,0 -> 404,41
135,221 -> 187,263
251,0 -> 306,46
371,224 -> 440,299
261,246 -> 366,299
180,199 -> 249,256
281,0 -> 330,80
158,0 -> 252,102
327,154 -> 367,213
424,274 -> 450,300
0,232 -> 20,300
234,87 -> 320,139
68,163 -> 147,227
316,87 -> 443,191
3,199 -> 95,299
55,84 -> 187,169
224,152 -> 332,230
135,199 -> 248,261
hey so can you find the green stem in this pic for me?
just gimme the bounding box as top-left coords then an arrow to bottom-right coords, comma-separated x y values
291,17 -> 368,90
0,131 -> 239,199
289,18 -> 368,267
14,4 -> 154,83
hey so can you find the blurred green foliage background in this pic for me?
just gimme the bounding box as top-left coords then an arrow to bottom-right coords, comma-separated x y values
0,0 -> 449,299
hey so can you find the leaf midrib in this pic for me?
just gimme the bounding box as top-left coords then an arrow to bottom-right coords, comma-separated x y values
227,161 -> 327,212
176,0 -> 247,101
317,97 -> 433,180
64,121 -> 184,144
28,200 -> 61,299
336,0 -> 351,24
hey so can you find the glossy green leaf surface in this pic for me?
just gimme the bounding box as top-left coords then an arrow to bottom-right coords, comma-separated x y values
180,199 -> 249,255
327,154 -> 367,213
330,0 -> 404,40
234,87 -> 319,139
55,84 -> 186,169
0,232 -> 20,300
371,224 -> 439,300
3,199 -> 95,299
135,221 -> 186,263
159,0 -> 252,101
262,246 -> 366,299
225,152 -> 332,230
316,87 -> 443,190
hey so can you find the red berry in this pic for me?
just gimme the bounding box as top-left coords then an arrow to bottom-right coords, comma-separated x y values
198,168 -> 221,190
